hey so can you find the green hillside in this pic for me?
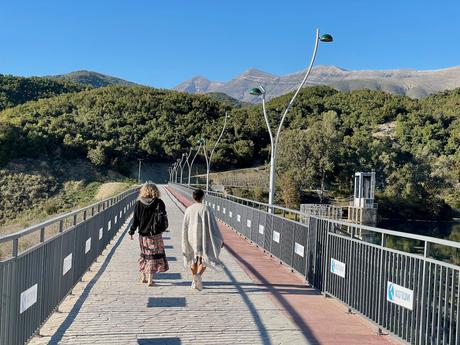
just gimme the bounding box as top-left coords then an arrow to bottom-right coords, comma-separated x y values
0,74 -> 87,111
0,83 -> 459,221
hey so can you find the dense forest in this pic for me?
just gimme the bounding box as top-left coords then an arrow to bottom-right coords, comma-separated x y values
0,75 -> 87,111
0,76 -> 459,221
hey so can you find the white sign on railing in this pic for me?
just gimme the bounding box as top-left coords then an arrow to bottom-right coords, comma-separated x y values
108,220 -> 111,230
223,208 -> 226,214
387,282 -> 413,310
120,211 -> 122,218
237,214 -> 241,222
259,224 -> 264,235
63,253 -> 72,275
115,216 -> 118,224
20,284 -> 38,314
247,219 -> 251,228
331,258 -> 346,278
273,231 -> 280,243
85,238 -> 91,254
99,227 -> 103,240
294,243 -> 304,257
217,205 -> 220,211
213,204 -> 215,209
229,211 -> 233,218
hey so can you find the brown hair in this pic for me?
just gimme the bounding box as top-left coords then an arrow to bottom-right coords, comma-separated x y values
139,183 -> 160,199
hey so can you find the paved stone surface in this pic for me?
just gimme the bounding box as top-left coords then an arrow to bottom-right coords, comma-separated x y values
29,186 -> 309,345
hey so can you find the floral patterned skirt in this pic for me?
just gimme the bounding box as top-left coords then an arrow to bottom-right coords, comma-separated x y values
138,234 -> 169,274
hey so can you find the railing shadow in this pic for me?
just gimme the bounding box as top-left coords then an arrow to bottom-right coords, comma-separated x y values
224,245 -> 321,344
221,264 -> 273,345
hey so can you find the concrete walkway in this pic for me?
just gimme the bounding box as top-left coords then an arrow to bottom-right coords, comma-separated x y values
29,186 -> 309,345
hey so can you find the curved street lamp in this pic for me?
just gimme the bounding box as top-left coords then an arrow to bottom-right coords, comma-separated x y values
174,161 -> 180,183
176,158 -> 183,183
186,139 -> 204,186
180,153 -> 187,184
202,112 -> 229,192
249,28 -> 333,209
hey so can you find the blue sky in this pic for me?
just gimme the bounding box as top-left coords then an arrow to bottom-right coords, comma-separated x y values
1,0 -> 459,88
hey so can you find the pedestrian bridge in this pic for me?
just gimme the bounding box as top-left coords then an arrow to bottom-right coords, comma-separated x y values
0,184 -> 458,345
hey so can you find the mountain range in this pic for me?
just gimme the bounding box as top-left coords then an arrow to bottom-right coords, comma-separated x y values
174,65 -> 460,102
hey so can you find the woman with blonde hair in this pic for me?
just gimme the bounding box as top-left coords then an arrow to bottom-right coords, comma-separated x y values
129,182 -> 169,286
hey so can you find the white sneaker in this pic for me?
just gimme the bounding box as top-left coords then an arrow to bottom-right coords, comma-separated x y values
195,274 -> 203,291
191,276 -> 196,289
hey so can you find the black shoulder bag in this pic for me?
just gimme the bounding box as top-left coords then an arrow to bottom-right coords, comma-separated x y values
150,200 -> 168,235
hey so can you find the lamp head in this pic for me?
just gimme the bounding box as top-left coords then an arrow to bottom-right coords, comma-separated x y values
320,34 -> 333,42
248,86 -> 265,96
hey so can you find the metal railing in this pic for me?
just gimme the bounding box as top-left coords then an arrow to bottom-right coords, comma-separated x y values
169,183 -> 460,345
0,187 -> 139,345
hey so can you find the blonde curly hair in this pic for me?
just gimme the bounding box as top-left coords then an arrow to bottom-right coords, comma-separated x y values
139,182 -> 160,199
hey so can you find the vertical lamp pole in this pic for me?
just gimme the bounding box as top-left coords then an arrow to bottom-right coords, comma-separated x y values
202,112 -> 229,192
187,139 -> 204,186
180,153 -> 187,184
137,158 -> 143,184
168,166 -> 173,183
176,159 -> 181,183
173,162 -> 178,183
177,156 -> 185,184
248,29 -> 333,209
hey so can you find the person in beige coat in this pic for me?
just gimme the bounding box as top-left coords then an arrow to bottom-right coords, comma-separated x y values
182,189 -> 224,291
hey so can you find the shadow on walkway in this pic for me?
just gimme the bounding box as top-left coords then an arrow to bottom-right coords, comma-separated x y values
225,244 -> 321,344
138,338 -> 181,345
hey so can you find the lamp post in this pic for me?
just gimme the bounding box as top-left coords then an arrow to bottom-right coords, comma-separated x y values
169,166 -> 174,183
249,28 -> 333,209
137,158 -> 143,184
202,112 -> 229,192
186,139 -> 204,186
180,153 -> 187,184
177,156 -> 186,184
173,162 -> 179,183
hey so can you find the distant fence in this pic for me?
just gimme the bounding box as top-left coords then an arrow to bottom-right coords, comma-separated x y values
0,188 -> 139,345
169,183 -> 460,345
300,203 -> 343,223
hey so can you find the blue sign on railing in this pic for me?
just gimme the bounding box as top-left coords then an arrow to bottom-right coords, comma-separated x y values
330,258 -> 346,278
387,282 -> 413,310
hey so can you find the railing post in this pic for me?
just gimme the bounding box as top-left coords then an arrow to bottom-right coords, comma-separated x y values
418,240 -> 430,343
12,238 -> 18,257
59,220 -> 64,233
40,227 -> 45,242
377,233 -> 386,334
83,210 -> 87,221
323,220 -> 330,295
347,226 -> 355,313
73,214 -> 77,226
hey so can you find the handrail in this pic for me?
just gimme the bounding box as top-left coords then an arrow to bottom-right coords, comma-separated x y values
0,186 -> 139,244
317,216 -> 460,249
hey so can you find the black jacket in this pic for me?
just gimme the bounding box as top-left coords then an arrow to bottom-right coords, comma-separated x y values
129,197 -> 167,236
